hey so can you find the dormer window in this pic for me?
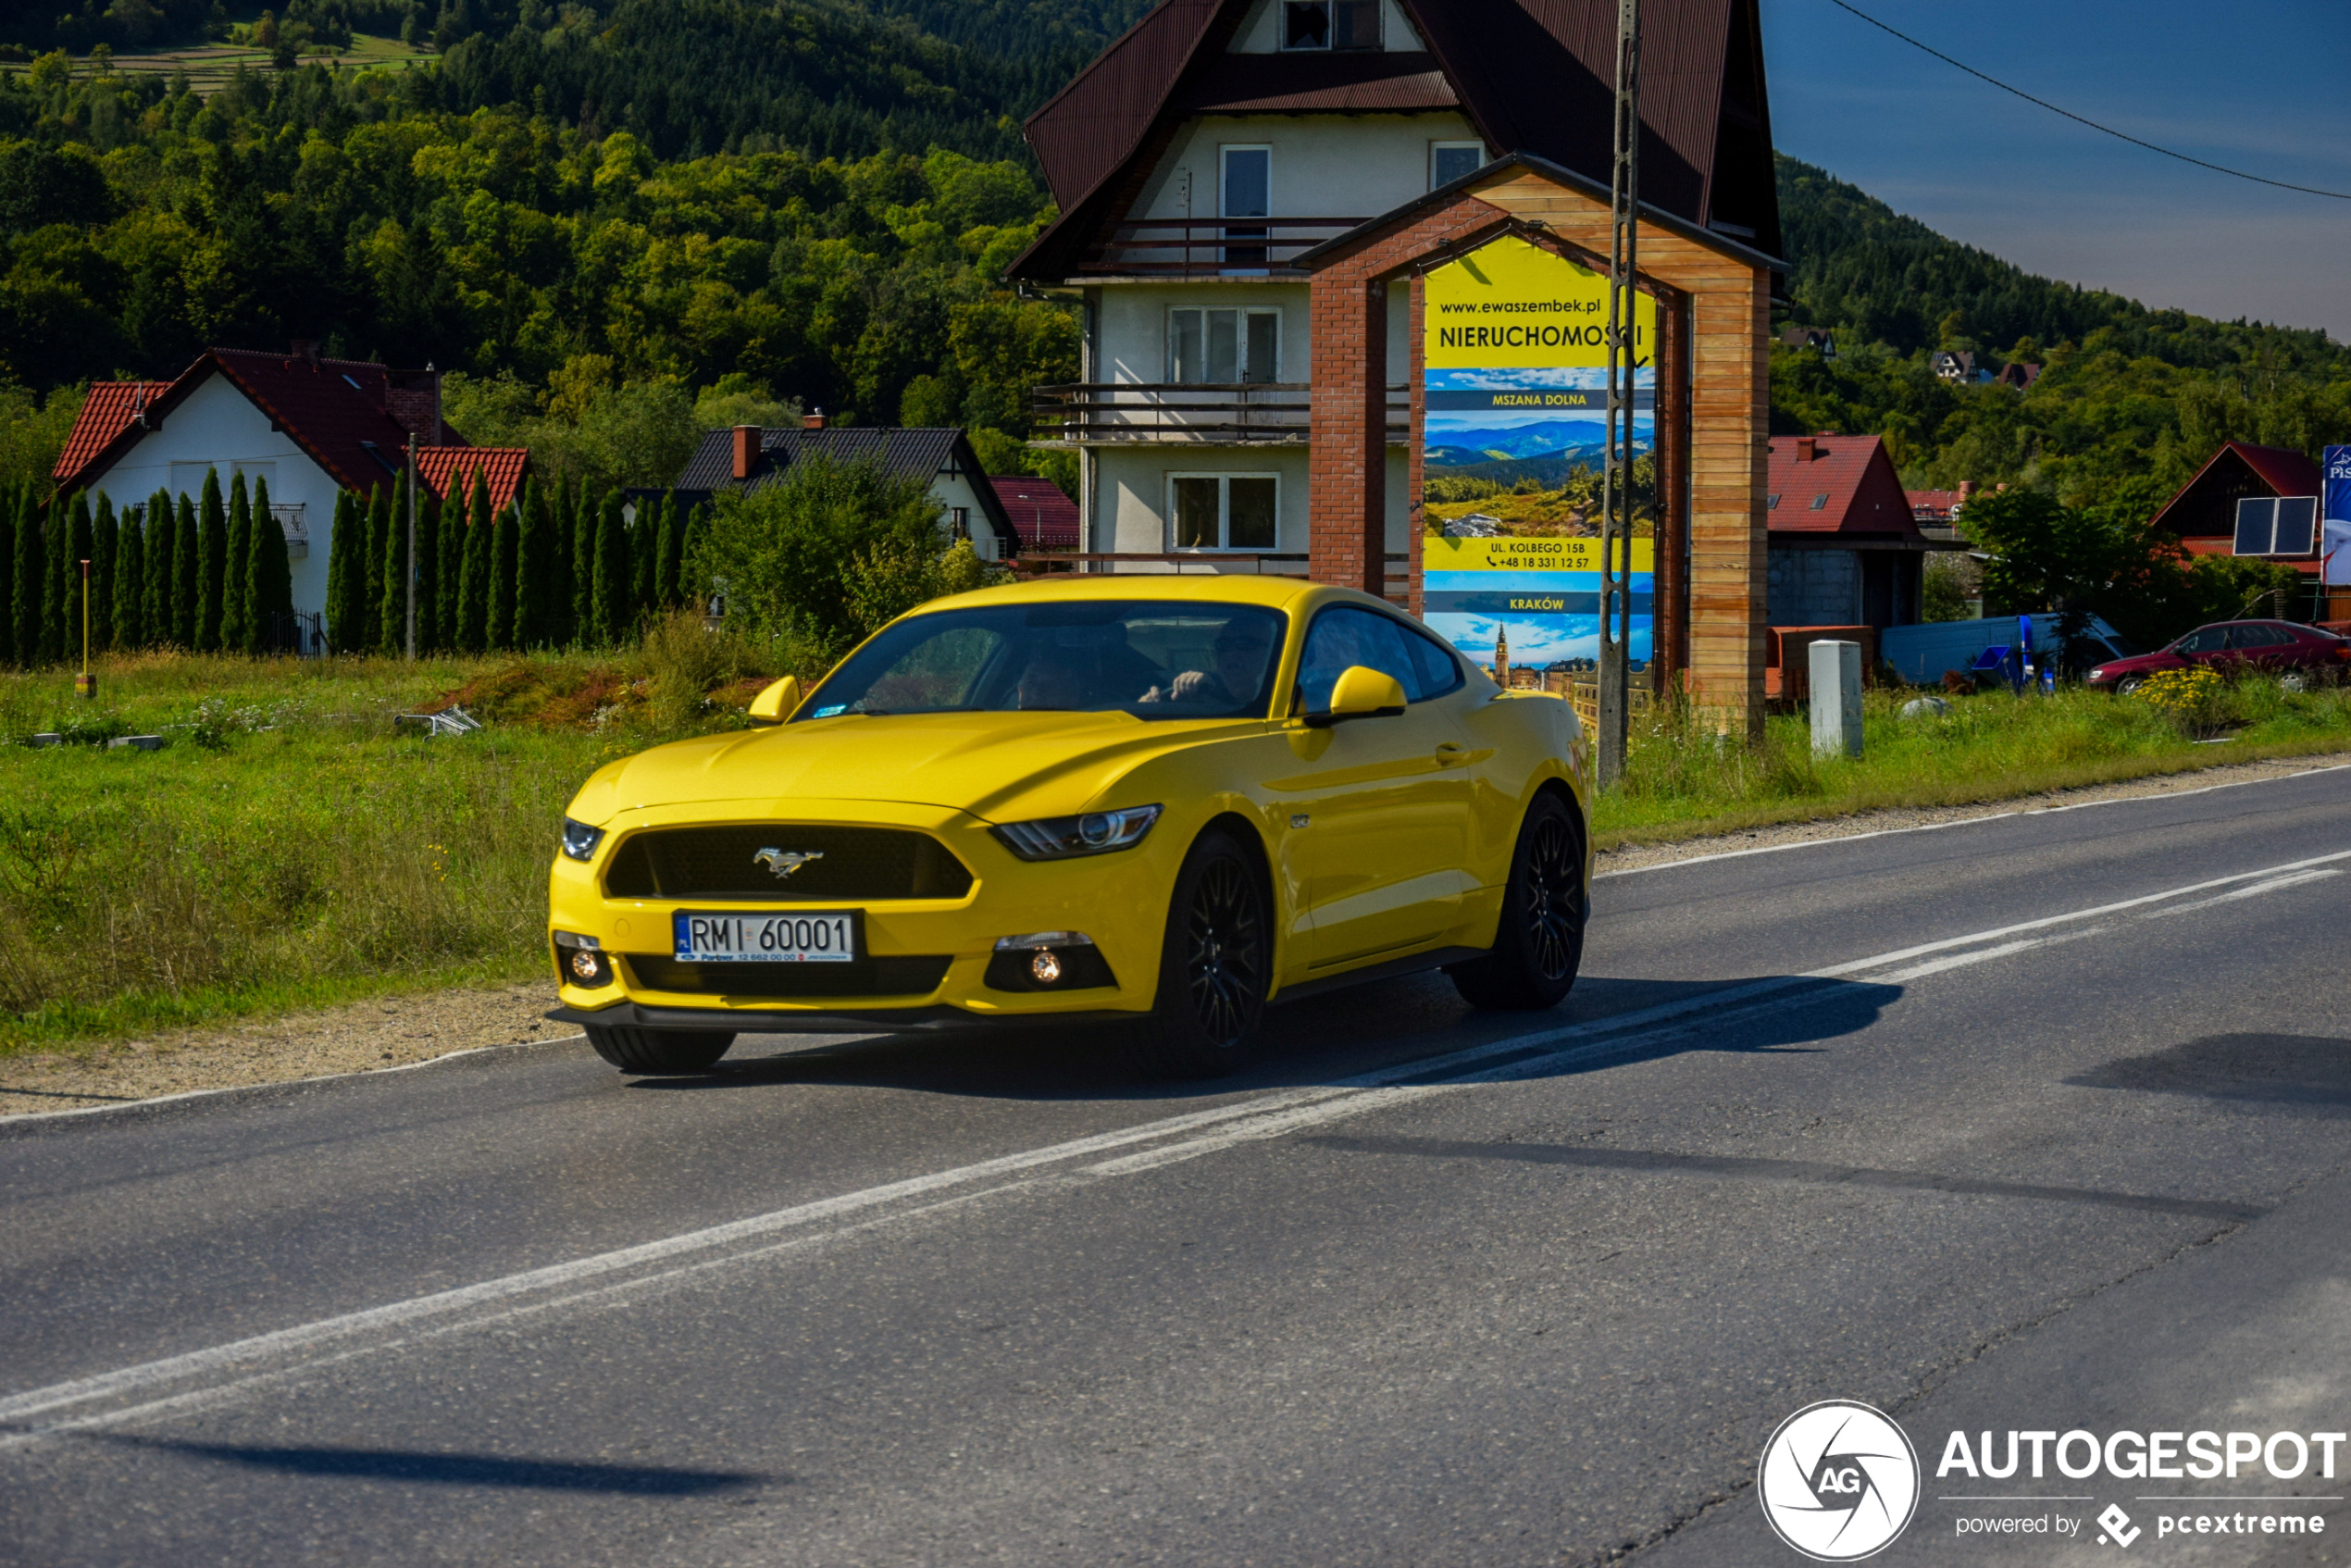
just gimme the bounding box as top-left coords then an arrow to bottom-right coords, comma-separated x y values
1284,1 -> 1381,51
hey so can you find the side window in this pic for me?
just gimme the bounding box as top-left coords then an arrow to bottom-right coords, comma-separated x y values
1167,308 -> 1280,383
1283,0 -> 1381,50
1296,607 -> 1452,712
1430,141 -> 1486,190
2174,628 -> 2220,654
1168,475 -> 1279,550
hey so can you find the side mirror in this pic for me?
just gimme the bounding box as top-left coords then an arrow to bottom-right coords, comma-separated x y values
1305,666 -> 1407,728
747,676 -> 802,727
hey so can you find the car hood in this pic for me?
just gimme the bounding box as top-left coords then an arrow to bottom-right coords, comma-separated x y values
567,711 -> 1240,826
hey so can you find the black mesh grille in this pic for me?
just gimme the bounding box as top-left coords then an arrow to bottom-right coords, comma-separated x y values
621,954 -> 954,999
603,826 -> 973,902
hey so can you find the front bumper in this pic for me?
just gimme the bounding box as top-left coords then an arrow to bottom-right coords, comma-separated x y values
547,797 -> 1174,1027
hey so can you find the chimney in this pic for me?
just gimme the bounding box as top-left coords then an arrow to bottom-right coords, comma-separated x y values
1958,479 -> 1976,504
732,425 -> 760,481
290,338 -> 320,364
383,367 -> 445,447
1794,436 -> 1817,464
802,407 -> 827,431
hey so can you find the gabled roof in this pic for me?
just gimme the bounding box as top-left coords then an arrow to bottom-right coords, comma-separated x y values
989,476 -> 1081,550
53,380 -> 171,483
673,427 -> 1016,544
52,348 -> 468,498
416,447 -> 530,516
1012,0 -> 1777,282
1766,434 -> 1922,539
2149,441 -> 2324,539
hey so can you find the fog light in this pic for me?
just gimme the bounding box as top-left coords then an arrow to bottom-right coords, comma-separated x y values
569,948 -> 606,983
1029,949 -> 1064,985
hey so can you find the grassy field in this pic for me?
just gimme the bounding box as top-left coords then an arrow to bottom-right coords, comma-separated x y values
3,650 -> 2345,1056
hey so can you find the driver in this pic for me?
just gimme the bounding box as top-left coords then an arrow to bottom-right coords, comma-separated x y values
1140,617 -> 1278,709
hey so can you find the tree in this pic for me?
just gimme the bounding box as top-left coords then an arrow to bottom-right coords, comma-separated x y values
678,504 -> 709,614
652,492 -> 681,607
631,499 -> 658,613
246,475 -> 296,653
0,481 -> 13,666
487,492 -> 519,650
171,492 -> 199,647
112,496 -> 145,652
141,487 -> 174,649
194,468 -> 226,653
591,488 -> 629,645
13,484 -> 43,666
49,490 -> 93,666
379,471 -> 413,657
436,478 -> 464,651
324,490 -> 362,653
456,467 -> 493,653
570,482 -> 597,647
542,474 -> 573,646
362,472 -> 390,652
220,470 -> 252,653
89,493 -> 117,654
693,454 -> 944,652
410,478 -> 441,654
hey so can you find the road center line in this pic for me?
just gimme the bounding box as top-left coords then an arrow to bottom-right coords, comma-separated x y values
6,846 -> 2346,1438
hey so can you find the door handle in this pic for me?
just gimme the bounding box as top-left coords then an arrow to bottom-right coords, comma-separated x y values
1435,741 -> 1467,764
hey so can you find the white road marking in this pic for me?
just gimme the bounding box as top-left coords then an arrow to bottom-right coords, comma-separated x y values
1860,927 -> 2112,985
1597,761 -> 2351,879
2140,868 -> 2343,919
6,845 -> 2347,1444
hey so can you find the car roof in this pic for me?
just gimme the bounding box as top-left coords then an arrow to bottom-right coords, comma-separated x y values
921,573 -> 1378,617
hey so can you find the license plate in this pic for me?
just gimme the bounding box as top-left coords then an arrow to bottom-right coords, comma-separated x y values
673,912 -> 858,964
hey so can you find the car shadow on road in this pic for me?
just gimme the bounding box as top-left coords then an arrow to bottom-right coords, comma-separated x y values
623,972 -> 1901,1104
75,1432 -> 765,1494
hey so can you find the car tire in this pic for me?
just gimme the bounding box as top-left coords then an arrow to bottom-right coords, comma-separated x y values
1449,791 -> 1586,1011
2113,675 -> 2146,696
585,1025 -> 735,1075
1132,829 -> 1271,1079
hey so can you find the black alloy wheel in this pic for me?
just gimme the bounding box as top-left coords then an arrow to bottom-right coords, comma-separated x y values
1449,791 -> 1586,1011
2113,674 -> 2146,696
1136,830 -> 1270,1077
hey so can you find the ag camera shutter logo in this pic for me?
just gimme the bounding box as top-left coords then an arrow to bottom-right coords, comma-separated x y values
1758,1400 -> 1921,1561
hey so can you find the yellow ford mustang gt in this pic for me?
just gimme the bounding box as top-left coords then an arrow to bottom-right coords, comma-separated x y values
547,575 -> 1591,1077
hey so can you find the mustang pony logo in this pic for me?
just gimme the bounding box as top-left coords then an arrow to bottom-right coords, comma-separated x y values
753,848 -> 824,879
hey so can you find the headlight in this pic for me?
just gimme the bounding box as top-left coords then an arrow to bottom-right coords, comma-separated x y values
560,818 -> 606,862
2089,667 -> 2107,681
992,803 -> 1163,861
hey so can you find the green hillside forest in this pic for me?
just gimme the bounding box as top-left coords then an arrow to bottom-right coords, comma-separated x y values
0,25 -> 2345,525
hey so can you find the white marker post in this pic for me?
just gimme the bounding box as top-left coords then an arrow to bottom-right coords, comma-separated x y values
1810,640 -> 1862,760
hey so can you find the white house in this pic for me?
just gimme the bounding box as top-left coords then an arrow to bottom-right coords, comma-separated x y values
53,345 -> 528,632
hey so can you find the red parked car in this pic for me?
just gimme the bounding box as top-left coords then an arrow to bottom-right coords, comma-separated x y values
2087,619 -> 2351,694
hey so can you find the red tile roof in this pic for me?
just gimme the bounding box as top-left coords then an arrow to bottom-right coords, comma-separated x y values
990,476 -> 1080,550
2148,442 -> 2324,541
1766,434 -> 1922,538
53,381 -> 171,483
417,447 -> 530,516
1907,489 -> 1961,523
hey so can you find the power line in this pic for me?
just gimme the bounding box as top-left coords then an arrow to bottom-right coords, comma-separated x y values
1822,0 -> 2351,201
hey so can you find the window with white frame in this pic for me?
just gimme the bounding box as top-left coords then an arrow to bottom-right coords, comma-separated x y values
1283,0 -> 1382,50
1167,308 -> 1281,383
1170,475 -> 1279,551
1430,141 -> 1486,190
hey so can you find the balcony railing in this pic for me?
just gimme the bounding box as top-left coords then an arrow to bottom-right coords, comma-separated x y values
1032,383 -> 1409,445
1076,218 -> 1369,277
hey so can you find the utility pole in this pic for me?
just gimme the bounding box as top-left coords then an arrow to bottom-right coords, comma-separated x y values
404,429 -> 418,660
1595,0 -> 1642,789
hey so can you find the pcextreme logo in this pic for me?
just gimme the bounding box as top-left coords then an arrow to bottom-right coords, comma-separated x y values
1759,1400 -> 1922,1561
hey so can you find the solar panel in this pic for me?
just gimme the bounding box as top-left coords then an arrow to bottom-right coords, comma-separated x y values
2233,496 -> 2277,555
2273,496 -> 2318,555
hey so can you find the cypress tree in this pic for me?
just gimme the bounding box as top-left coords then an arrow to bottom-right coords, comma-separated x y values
679,504 -> 708,613
90,494 -> 118,655
456,467 -> 493,653
591,489 -> 629,645
511,479 -> 546,648
113,497 -> 146,652
487,492 -> 519,650
194,468 -> 227,653
0,481 -> 14,666
172,492 -> 200,648
379,469 -> 414,658
220,471 -> 252,654
436,479 -> 464,652
362,470 -> 389,653
143,488 -> 175,648
323,490 -> 359,652
49,491 -> 93,666
544,474 -> 573,645
631,498 -> 657,614
410,477 -> 441,654
571,481 -> 598,647
13,485 -> 43,666
247,475 -> 295,654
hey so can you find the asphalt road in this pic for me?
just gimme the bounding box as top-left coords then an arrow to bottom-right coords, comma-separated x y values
3,765 -> 2348,1567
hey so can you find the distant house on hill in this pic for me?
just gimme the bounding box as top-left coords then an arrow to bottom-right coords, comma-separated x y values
1765,433 -> 1934,630
1995,361 -> 2042,391
1931,350 -> 1987,383
989,475 -> 1080,552
673,416 -> 1018,558
1779,326 -> 1836,359
52,343 -> 528,628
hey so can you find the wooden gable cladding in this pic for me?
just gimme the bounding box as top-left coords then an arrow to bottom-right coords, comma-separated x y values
1304,165 -> 1768,739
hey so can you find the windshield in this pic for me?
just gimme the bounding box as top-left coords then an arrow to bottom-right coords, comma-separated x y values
797,601 -> 1289,722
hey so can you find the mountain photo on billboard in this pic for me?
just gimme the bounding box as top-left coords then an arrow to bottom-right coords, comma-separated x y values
1424,417 -> 1651,467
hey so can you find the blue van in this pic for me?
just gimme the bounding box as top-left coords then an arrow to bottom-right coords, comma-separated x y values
1880,616 -> 2139,687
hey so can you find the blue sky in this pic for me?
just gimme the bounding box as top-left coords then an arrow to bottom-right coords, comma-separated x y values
1759,0 -> 2351,341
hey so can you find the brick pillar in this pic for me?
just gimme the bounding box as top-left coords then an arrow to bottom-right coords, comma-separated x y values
1309,275 -> 1388,594
1358,278 -> 1387,597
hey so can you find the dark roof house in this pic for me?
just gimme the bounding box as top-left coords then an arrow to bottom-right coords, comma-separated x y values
989,476 -> 1081,551
2150,441 -> 2328,577
675,423 -> 1018,554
